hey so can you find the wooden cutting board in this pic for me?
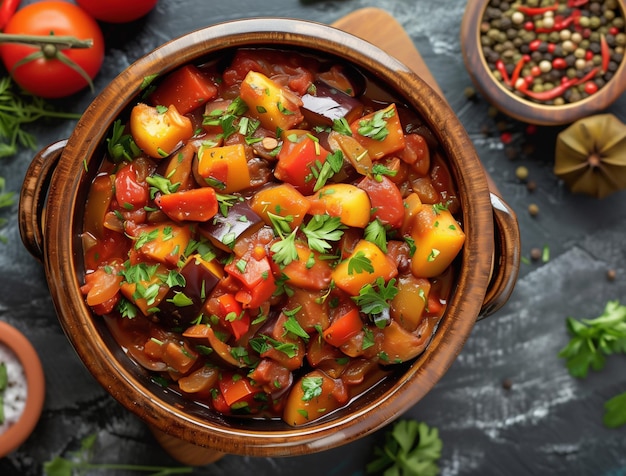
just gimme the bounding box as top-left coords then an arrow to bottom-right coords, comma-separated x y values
332,8 -> 499,193
331,8 -> 444,98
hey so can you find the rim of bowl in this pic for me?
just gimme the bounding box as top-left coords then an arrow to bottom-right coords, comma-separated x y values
0,321 -> 45,458
461,0 -> 626,125
42,17 -> 494,455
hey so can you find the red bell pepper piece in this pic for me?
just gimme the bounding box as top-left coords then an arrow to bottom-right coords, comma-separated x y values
216,293 -> 250,340
219,373 -> 259,407
155,186 -> 218,222
225,253 -> 276,309
323,307 -> 363,348
274,135 -> 330,195
115,161 -> 149,211
149,64 -> 218,115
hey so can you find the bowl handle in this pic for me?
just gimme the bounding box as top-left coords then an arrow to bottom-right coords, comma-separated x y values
19,140 -> 67,261
148,425 -> 224,465
478,192 -> 521,319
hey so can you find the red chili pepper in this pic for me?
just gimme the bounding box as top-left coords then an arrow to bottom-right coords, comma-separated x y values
567,0 -> 589,7
511,55 -> 530,87
521,67 -> 599,101
496,59 -> 511,85
516,3 -> 559,15
0,0 -> 20,31
600,34 -> 610,73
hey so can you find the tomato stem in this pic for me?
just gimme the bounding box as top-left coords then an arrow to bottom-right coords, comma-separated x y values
0,33 -> 93,49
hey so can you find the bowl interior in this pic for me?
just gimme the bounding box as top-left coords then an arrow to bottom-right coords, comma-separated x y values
44,18 -> 494,455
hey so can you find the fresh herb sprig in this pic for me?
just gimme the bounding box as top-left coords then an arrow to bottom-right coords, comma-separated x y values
0,76 -> 82,158
301,214 -> 346,253
352,276 -> 398,327
44,433 -> 192,476
366,419 -> 442,476
0,176 -> 15,243
558,299 -> 626,428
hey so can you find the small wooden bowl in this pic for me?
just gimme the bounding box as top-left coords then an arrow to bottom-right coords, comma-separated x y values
0,321 -> 45,458
461,0 -> 626,125
19,18 -> 520,463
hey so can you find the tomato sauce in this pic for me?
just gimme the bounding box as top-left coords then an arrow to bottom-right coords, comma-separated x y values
80,47 -> 465,426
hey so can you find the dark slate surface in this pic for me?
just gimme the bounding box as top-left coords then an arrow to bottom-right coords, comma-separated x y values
1,0 -> 625,475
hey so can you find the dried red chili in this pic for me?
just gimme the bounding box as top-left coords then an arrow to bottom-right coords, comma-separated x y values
516,3 -> 559,15
496,59 -> 511,85
510,55 -> 529,87
567,0 -> 589,7
601,34 -> 610,73
520,67 -> 599,101
0,0 -> 20,31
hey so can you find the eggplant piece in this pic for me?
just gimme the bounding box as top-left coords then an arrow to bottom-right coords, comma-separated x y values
157,255 -> 222,329
301,82 -> 364,127
198,200 -> 264,252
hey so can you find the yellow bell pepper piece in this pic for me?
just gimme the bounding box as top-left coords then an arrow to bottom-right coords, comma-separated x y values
409,204 -> 465,278
332,239 -> 398,296
196,143 -> 251,193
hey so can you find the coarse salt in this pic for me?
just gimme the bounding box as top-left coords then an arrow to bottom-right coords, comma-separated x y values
0,343 -> 28,435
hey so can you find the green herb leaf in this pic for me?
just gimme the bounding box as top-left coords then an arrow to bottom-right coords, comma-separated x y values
301,376 -> 323,402
363,219 -> 388,253
347,250 -> 374,275
352,277 -> 398,318
558,300 -> 626,378
357,107 -> 395,141
270,229 -> 299,266
366,419 -> 442,476
301,214 -> 346,253
604,391 -> 626,428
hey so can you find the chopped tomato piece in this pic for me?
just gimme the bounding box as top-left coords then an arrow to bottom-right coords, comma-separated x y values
357,175 -> 405,229
149,64 -> 218,115
219,373 -> 259,407
323,307 -> 363,348
155,187 -> 218,222
275,134 -> 329,195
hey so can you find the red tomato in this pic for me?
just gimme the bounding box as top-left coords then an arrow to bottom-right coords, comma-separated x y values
76,0 -> 158,23
357,175 -> 405,229
0,2 -> 105,98
115,162 -> 149,211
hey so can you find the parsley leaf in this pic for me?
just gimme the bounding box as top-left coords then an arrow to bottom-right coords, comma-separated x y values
367,419 -> 442,476
311,150 -> 344,192
270,229 -> 299,267
357,107 -> 395,141
558,300 -> 626,378
558,300 -> 626,428
604,391 -> 626,428
347,250 -> 374,275
301,214 -> 346,253
364,219 -> 388,253
332,117 -> 352,136
352,277 -> 398,323
301,376 -> 323,402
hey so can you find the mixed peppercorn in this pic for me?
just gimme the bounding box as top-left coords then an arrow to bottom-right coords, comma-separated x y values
480,0 -> 625,104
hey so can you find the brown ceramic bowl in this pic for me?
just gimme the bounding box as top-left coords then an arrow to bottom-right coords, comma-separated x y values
18,18 -> 520,463
461,0 -> 626,126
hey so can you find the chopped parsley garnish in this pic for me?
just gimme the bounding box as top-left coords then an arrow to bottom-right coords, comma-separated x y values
364,219 -> 388,253
301,214 -> 346,253
301,376 -> 323,402
352,277 -> 399,322
357,107 -> 395,141
347,251 -> 374,275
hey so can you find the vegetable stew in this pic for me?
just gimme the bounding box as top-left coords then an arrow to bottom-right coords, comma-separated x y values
80,47 -> 466,426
